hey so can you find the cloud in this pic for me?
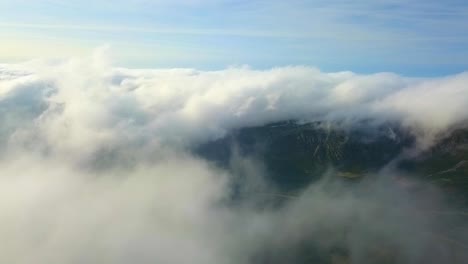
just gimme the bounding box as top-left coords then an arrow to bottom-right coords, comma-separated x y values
0,155 -> 233,264
2,52 -> 467,154
0,52 -> 467,263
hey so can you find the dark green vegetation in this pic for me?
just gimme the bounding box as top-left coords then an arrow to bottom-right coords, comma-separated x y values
197,121 -> 403,188
196,121 -> 468,199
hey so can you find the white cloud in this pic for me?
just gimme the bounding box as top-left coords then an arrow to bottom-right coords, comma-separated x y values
3,52 -> 466,154
0,53 -> 467,263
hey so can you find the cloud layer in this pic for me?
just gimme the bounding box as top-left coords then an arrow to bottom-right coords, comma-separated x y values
2,52 -> 468,154
0,52 -> 468,263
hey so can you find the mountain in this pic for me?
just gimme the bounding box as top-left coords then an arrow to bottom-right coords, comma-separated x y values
196,121 -> 468,199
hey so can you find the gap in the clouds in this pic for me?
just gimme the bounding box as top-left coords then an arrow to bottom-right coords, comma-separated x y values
194,120 -> 468,205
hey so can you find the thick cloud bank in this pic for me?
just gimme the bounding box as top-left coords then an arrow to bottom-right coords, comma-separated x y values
2,53 -> 468,154
1,53 -> 468,263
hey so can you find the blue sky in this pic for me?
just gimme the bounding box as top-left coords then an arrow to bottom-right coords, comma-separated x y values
0,0 -> 467,75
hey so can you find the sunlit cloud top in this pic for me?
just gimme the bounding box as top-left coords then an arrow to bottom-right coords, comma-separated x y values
1,0 -> 468,75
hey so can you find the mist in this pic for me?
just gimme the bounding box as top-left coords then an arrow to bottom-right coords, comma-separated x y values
0,52 -> 468,263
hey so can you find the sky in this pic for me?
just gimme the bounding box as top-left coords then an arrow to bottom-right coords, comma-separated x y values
0,0 -> 468,75
1,2 -> 468,262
